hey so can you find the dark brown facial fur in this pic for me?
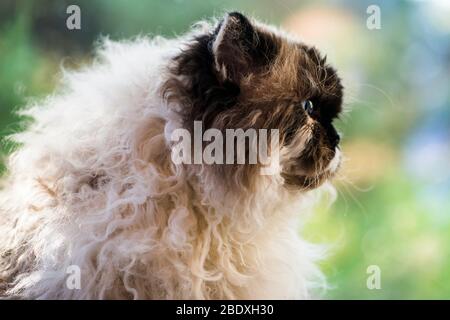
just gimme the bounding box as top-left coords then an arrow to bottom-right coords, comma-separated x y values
163,12 -> 343,191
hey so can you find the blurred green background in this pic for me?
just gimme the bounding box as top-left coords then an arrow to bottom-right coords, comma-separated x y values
1,0 -> 449,299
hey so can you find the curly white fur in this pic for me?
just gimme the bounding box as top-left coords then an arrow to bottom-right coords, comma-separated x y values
0,24 -> 333,299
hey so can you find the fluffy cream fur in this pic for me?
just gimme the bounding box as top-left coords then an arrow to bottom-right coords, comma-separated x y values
0,23 -> 334,299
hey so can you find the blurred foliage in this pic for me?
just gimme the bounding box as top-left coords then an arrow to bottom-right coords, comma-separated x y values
0,0 -> 449,298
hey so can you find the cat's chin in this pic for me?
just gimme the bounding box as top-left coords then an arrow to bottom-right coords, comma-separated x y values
282,171 -> 331,191
282,148 -> 341,191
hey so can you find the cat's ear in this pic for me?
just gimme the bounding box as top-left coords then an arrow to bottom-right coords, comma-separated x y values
211,12 -> 277,82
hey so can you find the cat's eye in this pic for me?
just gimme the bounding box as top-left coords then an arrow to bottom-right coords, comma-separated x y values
302,100 -> 314,116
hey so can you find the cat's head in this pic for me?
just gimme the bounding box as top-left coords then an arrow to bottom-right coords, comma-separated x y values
165,12 -> 343,191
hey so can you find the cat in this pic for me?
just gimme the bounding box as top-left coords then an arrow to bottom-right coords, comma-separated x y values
0,12 -> 343,299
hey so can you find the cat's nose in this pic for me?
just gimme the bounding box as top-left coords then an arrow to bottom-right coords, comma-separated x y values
330,132 -> 340,147
334,133 -> 340,145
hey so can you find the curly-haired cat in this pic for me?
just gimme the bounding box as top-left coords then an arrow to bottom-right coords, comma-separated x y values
0,12 -> 343,299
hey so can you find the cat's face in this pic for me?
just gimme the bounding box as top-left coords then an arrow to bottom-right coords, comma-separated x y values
165,12 -> 343,190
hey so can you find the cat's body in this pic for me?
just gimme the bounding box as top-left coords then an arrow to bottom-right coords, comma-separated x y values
0,13 -> 342,299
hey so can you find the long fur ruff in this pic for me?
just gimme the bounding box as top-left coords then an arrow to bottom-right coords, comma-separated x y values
0,22 -> 334,299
